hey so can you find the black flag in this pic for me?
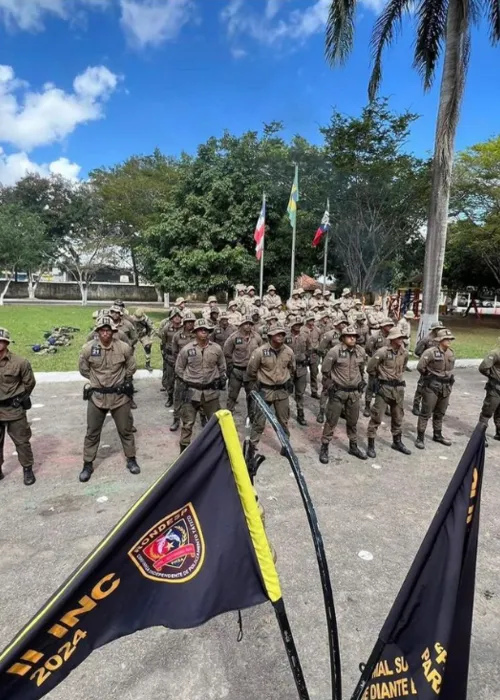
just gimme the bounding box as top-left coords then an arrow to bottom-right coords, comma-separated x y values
0,411 -> 283,700
352,423 -> 486,700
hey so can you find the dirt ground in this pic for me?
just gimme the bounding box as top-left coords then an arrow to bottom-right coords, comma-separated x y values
1,369 -> 499,700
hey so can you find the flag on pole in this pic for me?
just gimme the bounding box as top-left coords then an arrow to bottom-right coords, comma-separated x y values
287,167 -> 298,229
352,423 -> 486,700
254,195 -> 266,261
312,207 -> 330,247
0,412 -> 282,700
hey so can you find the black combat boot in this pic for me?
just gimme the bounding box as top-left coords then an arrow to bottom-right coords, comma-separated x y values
391,436 -> 411,455
180,444 -> 187,454
412,400 -> 420,416
126,458 -> 141,475
319,443 -> 329,464
494,429 -> 500,441
145,357 -> 152,372
280,446 -> 288,457
23,466 -> 36,486
348,441 -> 367,460
170,418 -> 180,432
165,394 -> 174,408
311,391 -> 320,399
200,414 -> 208,428
79,462 -> 94,482
415,432 -> 425,450
363,402 -> 371,418
433,431 -> 451,446
297,409 -> 307,426
366,438 -> 376,458
316,409 -> 325,424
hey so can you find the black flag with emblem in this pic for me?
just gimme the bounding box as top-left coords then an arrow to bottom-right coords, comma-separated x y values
0,411 -> 284,700
352,422 -> 486,700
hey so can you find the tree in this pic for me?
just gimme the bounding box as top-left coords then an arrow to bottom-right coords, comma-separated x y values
325,0 -> 500,334
0,204 -> 49,304
320,101 -> 430,292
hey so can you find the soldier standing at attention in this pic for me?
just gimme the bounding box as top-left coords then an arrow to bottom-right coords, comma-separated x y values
478,342 -> 500,442
174,297 -> 186,316
258,311 -> 279,339
363,318 -> 395,417
169,312 -> 196,432
330,299 -> 346,324
366,327 -> 411,458
247,325 -> 296,455
319,325 -> 367,464
211,312 -> 236,348
412,321 -> 445,415
263,284 -> 282,309
316,318 -> 349,424
235,286 -> 248,314
415,329 -> 456,450
227,300 -> 243,327
286,290 -> 303,313
340,288 -> 354,314
354,312 -> 369,348
108,305 -> 138,348
131,308 -> 154,371
367,301 -> 385,335
224,316 -> 262,414
160,309 -> 183,402
398,309 -> 414,370
288,317 -> 311,425
202,296 -> 219,321
78,315 -> 139,483
347,300 -> 364,325
304,314 -> 321,399
0,328 -> 36,486
175,319 -> 226,453
309,289 -> 323,309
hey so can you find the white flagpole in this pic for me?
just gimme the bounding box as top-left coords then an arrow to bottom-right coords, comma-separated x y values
322,198 -> 330,294
290,164 -> 298,297
259,193 -> 266,299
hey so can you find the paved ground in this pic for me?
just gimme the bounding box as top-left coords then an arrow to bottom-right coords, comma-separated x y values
1,369 -> 499,700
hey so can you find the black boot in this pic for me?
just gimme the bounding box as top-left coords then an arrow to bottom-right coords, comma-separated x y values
412,400 -> 420,417
180,444 -> 187,454
165,394 -> 174,408
348,441 -> 367,460
392,436 -> 411,455
319,443 -> 329,464
415,432 -> 425,450
433,431 -> 451,446
145,358 -> 152,373
280,446 -> 288,457
170,418 -> 180,432
0,466 -> 4,481
363,402 -> 371,418
297,409 -> 307,426
366,438 -> 376,458
311,391 -> 320,399
79,462 -> 94,482
200,414 -> 208,427
385,405 -> 391,416
126,458 -> 141,475
494,430 -> 500,441
23,466 -> 36,486
130,399 -> 137,410
316,409 -> 325,424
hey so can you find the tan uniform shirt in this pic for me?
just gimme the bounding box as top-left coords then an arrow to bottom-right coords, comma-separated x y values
160,322 -> 183,364
175,340 -> 226,402
79,338 -> 136,410
0,351 -> 36,422
287,330 -> 311,377
367,309 -> 385,330
223,330 -> 262,369
172,329 -> 194,362
366,331 -> 390,357
117,317 -> 138,347
340,298 -> 354,313
304,324 -> 321,350
417,347 -> 455,378
322,343 -> 366,389
355,322 -> 370,347
479,349 -> 500,382
262,293 -> 282,308
211,323 -> 236,348
247,343 -> 296,392
415,332 -> 439,358
286,299 -> 303,313
367,345 -> 408,380
397,318 -> 411,346
227,310 -> 243,326
319,329 -> 341,356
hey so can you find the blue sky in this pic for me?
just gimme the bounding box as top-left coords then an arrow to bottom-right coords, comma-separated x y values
0,0 -> 498,185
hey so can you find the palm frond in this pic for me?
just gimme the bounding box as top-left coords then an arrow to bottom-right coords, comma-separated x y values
413,0 -> 448,90
487,0 -> 500,41
368,0 -> 414,100
325,0 -> 358,65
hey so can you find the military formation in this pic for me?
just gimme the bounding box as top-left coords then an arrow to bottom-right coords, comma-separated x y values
0,286 -> 499,486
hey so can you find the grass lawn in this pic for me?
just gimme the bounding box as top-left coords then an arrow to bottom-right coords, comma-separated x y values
0,305 -> 498,371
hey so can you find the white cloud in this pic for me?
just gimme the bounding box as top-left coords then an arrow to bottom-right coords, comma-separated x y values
0,148 -> 81,186
231,47 -> 247,59
265,0 -> 290,20
119,0 -> 195,48
0,0 -> 109,32
0,64 -> 119,151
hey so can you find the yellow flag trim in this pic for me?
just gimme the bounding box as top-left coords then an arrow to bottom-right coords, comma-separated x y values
216,410 -> 282,603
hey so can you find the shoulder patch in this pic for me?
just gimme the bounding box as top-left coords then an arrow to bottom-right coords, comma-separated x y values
90,346 -> 101,357
285,337 -> 292,345
187,348 -> 197,357
263,349 -> 272,357
235,337 -> 243,345
434,350 -> 442,358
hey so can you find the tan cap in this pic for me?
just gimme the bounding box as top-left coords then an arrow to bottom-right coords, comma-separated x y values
297,287 -> 304,294
267,284 -> 276,292
292,289 -> 300,297
95,315 -> 117,331
175,297 -> 185,305
430,321 -> 445,330
313,289 -> 322,296
332,299 -> 342,307
209,306 -> 220,315
207,295 -> 217,303
305,314 -> 316,323
219,312 -> 230,321
194,319 -> 212,331
353,299 -> 362,306
323,290 -> 331,297
380,317 -> 395,328
183,311 -> 196,322
334,318 -> 349,327
228,300 -> 238,308
436,329 -> 455,341
290,316 -> 303,327
247,285 -> 256,292
340,325 -> 359,337
387,327 -> 407,341
267,324 -> 287,337
0,328 -> 11,343
169,308 -> 183,320
134,307 -> 145,318
342,287 -> 351,296
239,315 -> 254,326
266,312 -> 279,321
109,304 -> 123,315
404,310 -> 415,319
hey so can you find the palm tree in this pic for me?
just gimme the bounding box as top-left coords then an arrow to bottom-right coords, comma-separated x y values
325,0 -> 500,336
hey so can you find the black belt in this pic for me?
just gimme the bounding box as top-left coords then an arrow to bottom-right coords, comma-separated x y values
333,385 -> 359,392
426,375 -> 453,383
185,381 -> 218,391
92,386 -> 121,395
233,365 -> 248,371
0,395 -> 21,407
379,379 -> 406,387
260,381 -> 287,390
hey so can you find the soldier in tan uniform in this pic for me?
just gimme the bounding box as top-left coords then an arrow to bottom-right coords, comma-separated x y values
304,314 -> 321,399
247,324 -> 295,454
323,290 -> 332,307
286,290 -> 303,313
363,318 -> 395,417
108,305 -> 138,348
169,312 -> 196,432
224,316 -> 262,414
318,310 -> 333,335
160,308 -> 183,403
131,308 -> 154,371
0,328 -> 36,486
79,316 -> 139,482
235,286 -> 248,314
330,299 -> 346,324
202,296 -> 218,321
316,318 -> 349,423
412,321 -> 445,415
211,312 -> 236,348
174,297 -> 186,315
258,311 -> 279,339
340,288 -> 354,314
366,327 -> 411,458
415,329 -> 456,449
287,317 -> 311,425
367,302 -> 385,334
347,300 -> 363,325
262,284 -> 282,309
175,319 -> 226,452
319,325 -> 367,464
227,300 -> 243,327
309,289 -> 323,309
354,312 -> 369,347
478,343 -> 500,442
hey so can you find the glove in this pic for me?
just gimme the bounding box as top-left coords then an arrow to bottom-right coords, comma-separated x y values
358,380 -> 367,393
285,379 -> 294,394
218,375 -> 227,391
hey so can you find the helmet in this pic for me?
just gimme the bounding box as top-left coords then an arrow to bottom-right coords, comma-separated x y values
247,285 -> 256,293
267,324 -> 287,337
207,295 -> 217,303
169,308 -> 183,320
114,299 -> 125,308
267,285 -> 276,292
175,297 -> 186,305
340,325 -> 359,337
109,304 -> 123,315
430,321 -> 445,331
292,290 -> 300,297
305,314 -> 316,323
436,329 -> 455,341
404,310 -> 415,319
182,311 -> 196,323
387,327 -> 407,341
342,288 -> 351,296
267,312 -> 278,321
353,299 -> 362,306
297,287 -> 304,295
0,327 -> 11,344
134,308 -> 145,318
95,315 -> 116,331
209,306 -> 220,315
194,319 -> 212,331
323,290 -> 332,297
219,312 -> 230,321
332,299 -> 342,307
314,289 -> 322,297
334,318 -> 348,327
290,316 -> 304,327
380,317 -> 395,328
228,300 -> 238,308
239,315 -> 254,326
